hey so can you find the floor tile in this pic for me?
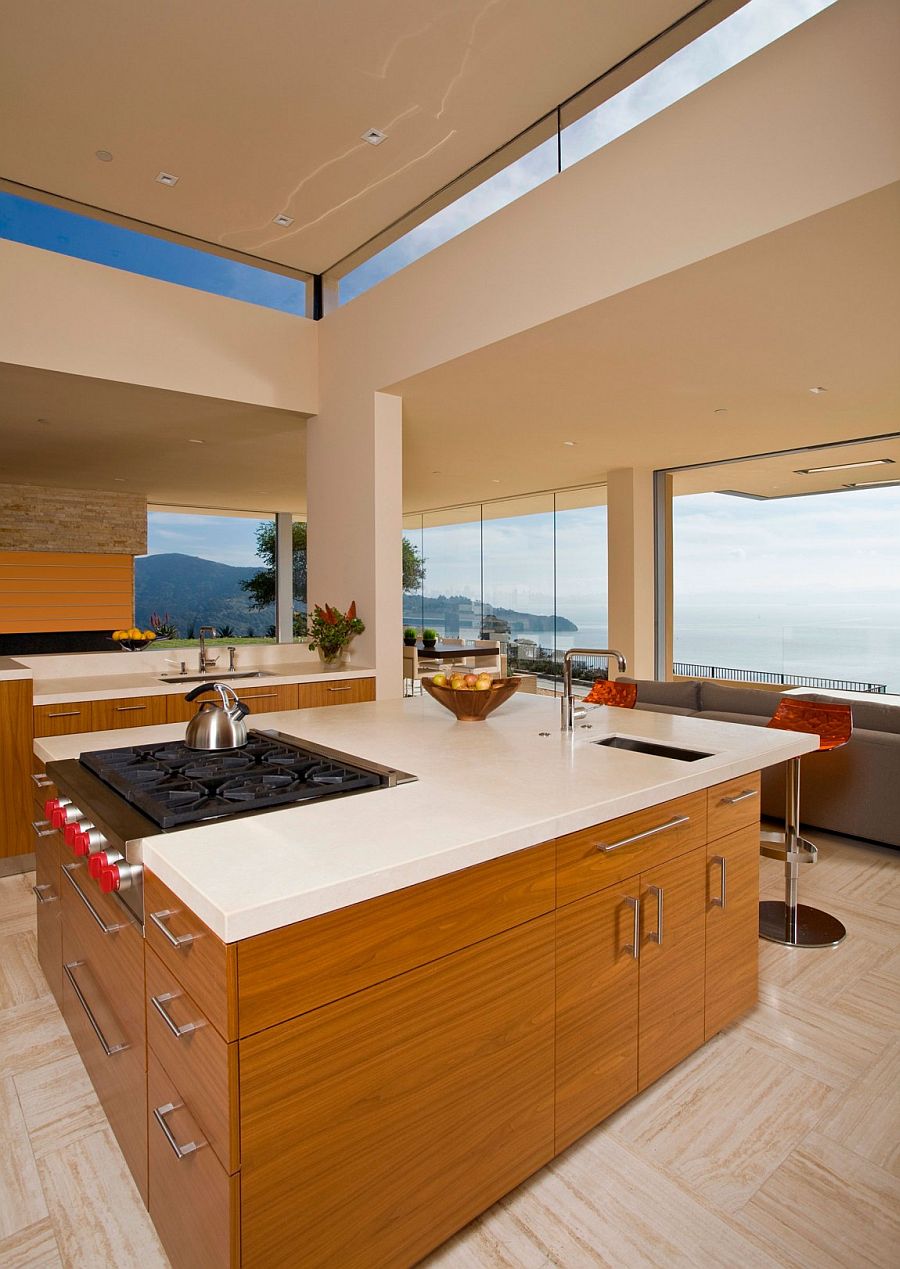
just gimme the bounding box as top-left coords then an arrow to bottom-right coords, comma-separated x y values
0,998 -> 75,1080
0,874 -> 41,937
0,1078 -> 48,1241
0,932 -> 52,1011
14,1053 -> 106,1160
735,1131 -> 900,1269
814,1039 -> 900,1178
0,1218 -> 61,1269
37,1127 -> 169,1268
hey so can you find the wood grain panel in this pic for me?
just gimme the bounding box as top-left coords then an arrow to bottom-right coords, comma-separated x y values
33,701 -> 92,737
705,825 -> 760,1040
144,872 -> 238,1041
166,692 -> 197,724
638,846 -> 707,1092
0,551 -> 132,633
556,791 -> 707,906
708,771 -> 761,842
297,676 -> 376,708
235,682 -> 298,713
34,826 -> 62,1005
148,1050 -> 239,1269
240,915 -> 556,1269
237,840 -> 556,1035
146,945 -> 239,1173
555,879 -> 640,1152
90,695 -> 167,731
0,678 -> 32,857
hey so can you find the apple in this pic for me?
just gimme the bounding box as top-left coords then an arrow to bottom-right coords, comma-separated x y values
431,672 -> 447,687
450,674 -> 466,690
475,674 -> 492,690
464,673 -> 478,688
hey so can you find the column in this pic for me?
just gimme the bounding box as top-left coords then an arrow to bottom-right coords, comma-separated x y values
606,467 -> 656,680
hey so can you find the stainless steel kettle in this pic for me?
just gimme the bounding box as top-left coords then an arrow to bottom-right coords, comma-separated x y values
184,682 -> 250,750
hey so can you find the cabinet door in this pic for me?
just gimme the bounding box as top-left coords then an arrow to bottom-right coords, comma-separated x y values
33,700 -> 92,736
555,882 -> 640,1152
638,846 -> 706,1092
705,825 -> 759,1039
237,682 -> 299,713
297,677 -> 376,709
90,695 -> 167,730
34,826 -> 62,1005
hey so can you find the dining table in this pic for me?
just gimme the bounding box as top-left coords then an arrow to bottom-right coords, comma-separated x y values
412,643 -> 494,661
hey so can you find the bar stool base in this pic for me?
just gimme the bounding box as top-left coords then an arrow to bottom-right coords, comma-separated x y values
759,900 -> 846,948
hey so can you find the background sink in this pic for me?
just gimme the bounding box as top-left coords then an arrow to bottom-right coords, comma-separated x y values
158,670 -> 275,684
592,736 -> 712,762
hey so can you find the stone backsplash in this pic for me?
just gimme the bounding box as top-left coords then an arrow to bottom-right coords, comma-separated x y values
0,484 -> 146,554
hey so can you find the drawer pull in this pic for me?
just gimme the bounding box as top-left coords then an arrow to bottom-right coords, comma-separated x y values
153,1102 -> 207,1159
62,863 -> 128,933
32,882 -> 58,904
32,819 -> 56,839
114,704 -> 147,712
647,884 -> 664,944
327,686 -> 352,693
720,789 -> 757,806
31,772 -> 54,788
596,814 -> 689,854
63,961 -> 129,1056
246,692 -> 278,699
151,991 -> 207,1038
624,895 -> 640,960
46,710 -> 81,719
150,908 -> 199,948
711,855 -> 727,909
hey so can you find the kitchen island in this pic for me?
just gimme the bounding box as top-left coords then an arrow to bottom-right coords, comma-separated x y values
33,694 -> 816,1268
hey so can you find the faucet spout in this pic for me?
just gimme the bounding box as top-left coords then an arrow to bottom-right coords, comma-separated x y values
198,626 -> 218,673
561,648 -> 628,731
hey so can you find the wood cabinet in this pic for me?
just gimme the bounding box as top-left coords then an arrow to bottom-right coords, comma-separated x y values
33,699 -> 93,736
0,678 -> 32,858
297,676 -> 376,709
34,821 -> 62,1005
705,824 -> 760,1039
90,694 -> 167,731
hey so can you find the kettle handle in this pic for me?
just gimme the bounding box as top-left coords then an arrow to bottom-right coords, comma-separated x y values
184,682 -> 240,708
184,683 -> 222,703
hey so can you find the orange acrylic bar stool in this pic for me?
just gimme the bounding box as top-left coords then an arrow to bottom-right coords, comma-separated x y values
759,697 -> 852,948
582,680 -> 638,708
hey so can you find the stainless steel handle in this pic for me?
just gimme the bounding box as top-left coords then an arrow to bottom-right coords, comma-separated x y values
32,819 -> 56,838
327,686 -> 352,693
720,789 -> 757,806
62,863 -> 128,933
114,704 -> 147,712
153,1102 -> 206,1159
245,692 -> 278,699
711,855 -> 727,909
151,991 -> 206,1038
596,814 -> 689,854
32,883 -> 58,904
63,961 -> 128,1056
647,885 -> 664,944
31,772 -> 53,788
46,710 -> 81,718
150,909 -> 199,948
624,895 -> 640,960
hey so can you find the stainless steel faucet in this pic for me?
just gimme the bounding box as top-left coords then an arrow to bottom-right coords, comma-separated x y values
198,626 -> 218,672
561,647 -> 627,731
228,645 -> 237,672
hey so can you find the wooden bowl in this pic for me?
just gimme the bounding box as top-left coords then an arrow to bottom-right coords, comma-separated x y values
421,675 -> 520,721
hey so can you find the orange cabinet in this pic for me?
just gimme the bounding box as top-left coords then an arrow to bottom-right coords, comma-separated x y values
90,694 -> 167,731
705,824 -> 760,1039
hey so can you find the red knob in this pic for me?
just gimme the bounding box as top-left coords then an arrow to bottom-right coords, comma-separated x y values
89,850 -> 120,879
63,822 -> 80,847
44,797 -> 62,819
99,865 -> 120,893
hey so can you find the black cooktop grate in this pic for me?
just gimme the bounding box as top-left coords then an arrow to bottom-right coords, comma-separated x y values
79,732 -> 383,829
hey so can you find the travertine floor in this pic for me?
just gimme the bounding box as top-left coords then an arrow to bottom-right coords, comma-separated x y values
1,830 -> 898,1268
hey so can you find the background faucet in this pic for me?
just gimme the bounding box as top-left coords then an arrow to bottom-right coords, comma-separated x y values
198,626 -> 218,672
561,648 -> 627,731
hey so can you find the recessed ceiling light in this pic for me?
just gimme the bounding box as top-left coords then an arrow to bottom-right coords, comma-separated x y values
563,440 -> 577,447
188,438 -> 204,445
36,417 -> 50,424
113,477 -> 126,482
809,386 -> 828,394
843,477 -> 900,489
714,408 -> 728,415
431,470 -> 442,475
361,128 -> 387,145
795,458 -> 893,475
273,213 -> 294,227
156,171 -> 179,186
491,479 -> 501,484
95,149 -> 113,162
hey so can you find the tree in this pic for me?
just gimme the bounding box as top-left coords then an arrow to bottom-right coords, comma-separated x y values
241,522 -> 307,611
403,536 -> 426,593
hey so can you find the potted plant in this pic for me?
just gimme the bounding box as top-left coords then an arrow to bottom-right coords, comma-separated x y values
307,601 -> 365,668
404,627 -> 418,647
422,628 -> 438,650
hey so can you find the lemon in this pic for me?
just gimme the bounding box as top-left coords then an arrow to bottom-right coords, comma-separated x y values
128,627 -> 143,641
112,630 -> 125,641
143,630 -> 156,640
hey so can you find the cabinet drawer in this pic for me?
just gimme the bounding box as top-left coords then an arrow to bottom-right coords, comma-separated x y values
90,695 -> 167,731
148,1050 -> 239,1269
34,829 -> 62,1006
237,682 -> 299,713
33,701 -> 92,736
145,872 -> 237,1041
146,945 -> 239,1173
61,907 -> 147,1202
297,676 -> 375,708
707,772 -> 761,842
556,791 -> 707,907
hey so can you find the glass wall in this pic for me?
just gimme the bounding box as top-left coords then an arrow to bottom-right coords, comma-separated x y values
402,484 -> 608,688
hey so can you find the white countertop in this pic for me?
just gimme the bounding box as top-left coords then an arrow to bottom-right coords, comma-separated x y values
35,694 -> 817,943
31,662 -> 374,705
0,656 -> 32,681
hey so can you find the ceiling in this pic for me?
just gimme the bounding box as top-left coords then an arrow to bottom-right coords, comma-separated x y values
0,364 -> 308,513
394,181 -> 900,511
672,437 -> 900,500
0,0 -> 698,275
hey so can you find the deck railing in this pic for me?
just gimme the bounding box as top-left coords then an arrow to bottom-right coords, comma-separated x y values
672,662 -> 886,694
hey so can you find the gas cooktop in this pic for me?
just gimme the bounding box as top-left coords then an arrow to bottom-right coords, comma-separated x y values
79,730 -> 405,829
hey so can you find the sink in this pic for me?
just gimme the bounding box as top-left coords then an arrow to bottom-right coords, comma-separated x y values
592,735 -> 713,762
158,670 -> 276,684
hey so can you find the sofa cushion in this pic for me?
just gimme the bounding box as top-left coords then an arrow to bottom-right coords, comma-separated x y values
634,702 -> 697,716
792,693 -> 900,736
698,683 -> 779,717
696,710 -> 768,729
621,677 -> 702,711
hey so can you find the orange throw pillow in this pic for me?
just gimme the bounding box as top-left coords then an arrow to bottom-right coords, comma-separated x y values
583,680 -> 637,708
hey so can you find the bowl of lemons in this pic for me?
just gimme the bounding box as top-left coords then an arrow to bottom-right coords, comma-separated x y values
111,627 -> 158,651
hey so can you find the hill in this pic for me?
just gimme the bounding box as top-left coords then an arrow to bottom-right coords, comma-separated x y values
135,553 -> 273,637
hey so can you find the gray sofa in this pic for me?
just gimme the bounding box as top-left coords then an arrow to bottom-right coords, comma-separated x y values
619,678 -> 900,849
